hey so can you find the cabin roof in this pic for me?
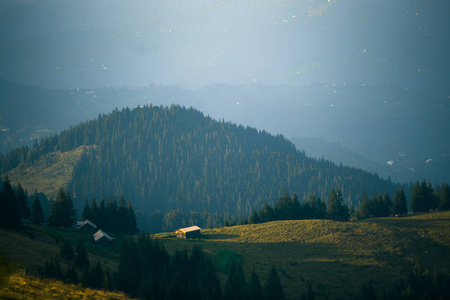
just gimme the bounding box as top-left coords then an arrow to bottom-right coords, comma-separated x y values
93,229 -> 113,242
176,225 -> 201,233
77,219 -> 97,229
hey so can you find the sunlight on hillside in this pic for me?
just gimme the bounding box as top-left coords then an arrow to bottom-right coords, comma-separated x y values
0,270 -> 131,300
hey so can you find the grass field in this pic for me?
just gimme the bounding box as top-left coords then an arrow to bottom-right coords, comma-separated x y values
156,211 -> 450,299
0,270 -> 131,300
1,211 -> 449,299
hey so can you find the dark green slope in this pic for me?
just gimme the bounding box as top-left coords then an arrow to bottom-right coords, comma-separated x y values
1,105 -> 401,219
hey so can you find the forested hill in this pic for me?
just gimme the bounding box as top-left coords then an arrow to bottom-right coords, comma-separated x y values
1,105 -> 400,218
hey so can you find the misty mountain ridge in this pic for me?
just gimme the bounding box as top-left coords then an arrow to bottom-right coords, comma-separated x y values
1,80 -> 449,184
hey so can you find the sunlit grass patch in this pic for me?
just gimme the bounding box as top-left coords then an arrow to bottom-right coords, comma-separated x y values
0,270 -> 132,299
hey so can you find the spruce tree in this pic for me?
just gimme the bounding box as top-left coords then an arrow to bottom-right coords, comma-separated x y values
259,202 -> 275,223
0,176 -> 21,228
126,200 -> 138,235
439,183 -> 450,211
60,240 -> 75,261
357,192 -> 370,219
248,269 -> 263,300
410,180 -> 432,213
31,194 -> 45,225
264,266 -> 285,300
223,262 -> 247,300
382,192 -> 392,217
16,183 -> 30,220
392,187 -> 408,215
74,239 -> 90,269
327,189 -> 348,221
47,187 -> 75,228
81,201 -> 90,221
89,197 -> 99,224
249,210 -> 260,224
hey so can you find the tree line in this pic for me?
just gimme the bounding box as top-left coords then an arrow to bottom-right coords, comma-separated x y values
82,195 -> 138,235
248,182 -> 450,225
0,176 -> 137,235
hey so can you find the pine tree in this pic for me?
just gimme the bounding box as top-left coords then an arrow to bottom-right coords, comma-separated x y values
126,200 -> 138,235
223,262 -> 247,300
439,183 -> 450,211
259,202 -> 275,223
382,192 -> 392,217
249,210 -> 260,224
0,176 -> 21,228
357,192 -> 370,219
74,239 -> 90,269
247,269 -> 263,300
47,187 -> 75,228
410,180 -> 433,213
31,194 -> 45,225
392,187 -> 408,215
327,189 -> 348,221
89,197 -> 99,224
60,240 -> 75,261
264,266 -> 285,300
16,183 -> 30,220
82,201 -> 90,221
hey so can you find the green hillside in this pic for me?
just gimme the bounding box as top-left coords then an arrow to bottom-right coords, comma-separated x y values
0,271 -> 131,300
156,211 -> 450,299
1,105 -> 402,225
3,212 -> 448,299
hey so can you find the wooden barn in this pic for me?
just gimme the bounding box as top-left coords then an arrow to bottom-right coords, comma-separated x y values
93,229 -> 114,246
77,220 -> 97,234
175,226 -> 201,239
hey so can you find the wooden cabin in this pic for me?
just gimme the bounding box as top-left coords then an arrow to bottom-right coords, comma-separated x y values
175,225 -> 201,239
77,220 -> 97,234
93,229 -> 114,246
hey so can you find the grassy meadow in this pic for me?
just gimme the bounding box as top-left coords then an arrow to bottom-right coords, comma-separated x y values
156,211 -> 450,299
0,211 -> 449,299
0,270 -> 131,300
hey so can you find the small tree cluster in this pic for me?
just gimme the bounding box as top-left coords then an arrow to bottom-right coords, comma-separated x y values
0,176 -> 47,228
356,192 -> 392,219
82,195 -> 137,235
410,180 -> 439,213
249,190 -> 329,224
0,176 -> 21,229
47,187 -> 75,228
223,263 -> 285,300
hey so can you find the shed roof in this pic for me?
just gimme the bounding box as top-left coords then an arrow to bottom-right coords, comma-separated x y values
177,225 -> 201,233
77,219 -> 97,229
93,229 -> 113,242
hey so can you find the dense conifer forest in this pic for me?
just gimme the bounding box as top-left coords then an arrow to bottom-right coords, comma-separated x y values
0,105 -> 405,228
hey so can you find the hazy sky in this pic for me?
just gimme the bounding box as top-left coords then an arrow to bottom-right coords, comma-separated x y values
0,0 -> 448,92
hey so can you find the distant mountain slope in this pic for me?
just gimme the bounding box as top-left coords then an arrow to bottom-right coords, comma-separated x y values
1,105 -> 401,218
2,80 -> 449,184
